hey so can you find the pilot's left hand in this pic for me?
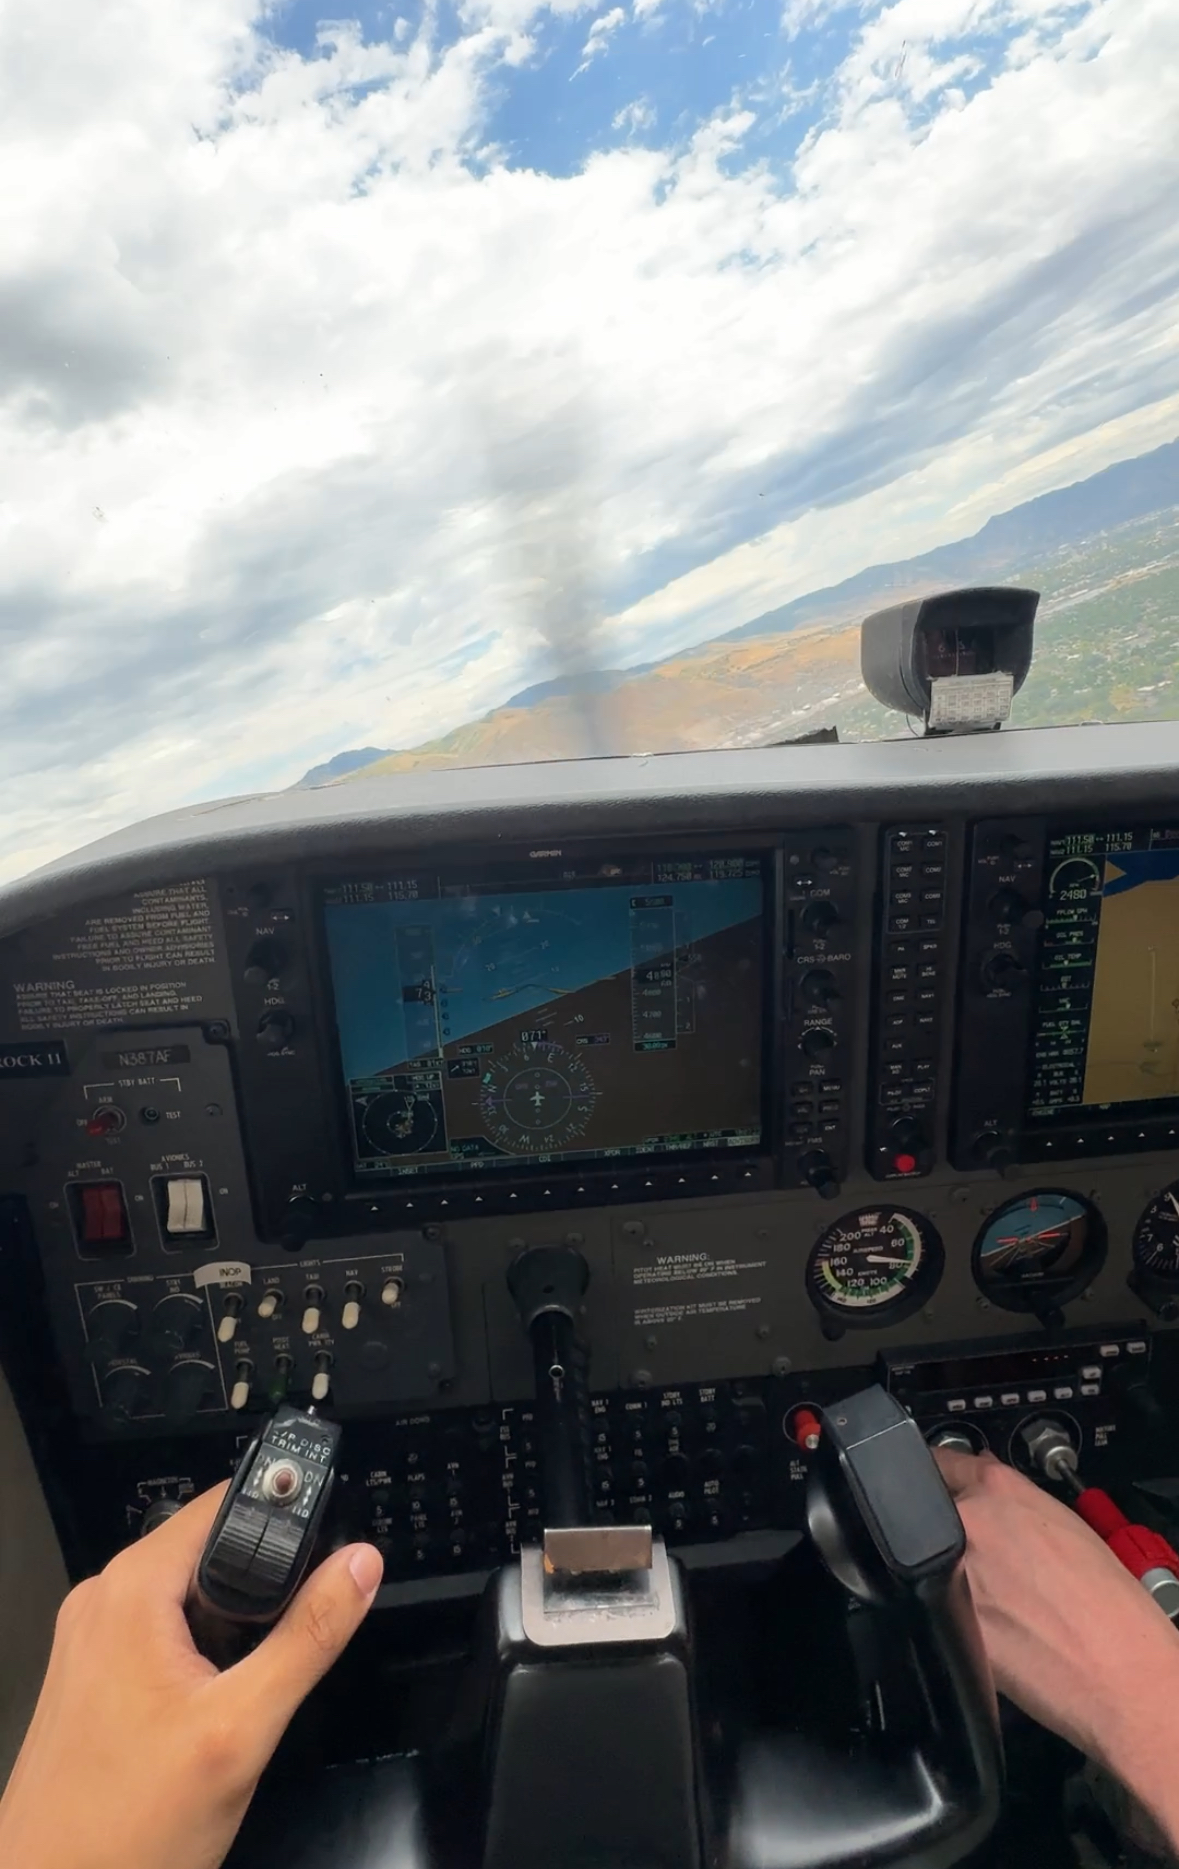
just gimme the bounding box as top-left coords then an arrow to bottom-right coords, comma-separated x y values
0,1482 -> 383,1869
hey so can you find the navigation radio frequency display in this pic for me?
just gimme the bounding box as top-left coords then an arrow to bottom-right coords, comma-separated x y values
1028,826 -> 1179,1121
321,855 -> 765,1178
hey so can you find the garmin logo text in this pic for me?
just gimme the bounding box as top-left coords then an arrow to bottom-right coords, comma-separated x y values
529,848 -> 562,859
0,1040 -> 70,1080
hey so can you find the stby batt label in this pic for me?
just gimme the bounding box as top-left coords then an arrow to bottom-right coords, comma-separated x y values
0,1039 -> 70,1080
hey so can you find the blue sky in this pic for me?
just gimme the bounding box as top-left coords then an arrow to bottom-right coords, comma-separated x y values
2,0 -> 1179,880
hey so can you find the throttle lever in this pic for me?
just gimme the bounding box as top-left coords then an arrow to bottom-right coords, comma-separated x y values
188,1404 -> 341,1660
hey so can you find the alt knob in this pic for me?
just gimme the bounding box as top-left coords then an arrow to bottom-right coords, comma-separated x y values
801,1026 -> 836,1060
256,1009 -> 297,1051
800,899 -> 840,937
974,1130 -> 1017,1174
243,938 -> 289,987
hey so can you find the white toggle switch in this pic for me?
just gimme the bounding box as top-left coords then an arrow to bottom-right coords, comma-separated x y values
217,1313 -> 238,1344
311,1368 -> 331,1402
341,1299 -> 361,1331
301,1304 -> 321,1335
230,1377 -> 251,1410
164,1177 -> 209,1236
257,1291 -> 280,1320
381,1279 -> 403,1308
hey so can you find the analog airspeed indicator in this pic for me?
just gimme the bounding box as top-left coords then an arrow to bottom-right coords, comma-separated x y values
1133,1182 -> 1179,1287
806,1206 -> 944,1326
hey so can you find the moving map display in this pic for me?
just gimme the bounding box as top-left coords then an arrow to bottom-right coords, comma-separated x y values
321,856 -> 764,1177
1028,827 -> 1179,1120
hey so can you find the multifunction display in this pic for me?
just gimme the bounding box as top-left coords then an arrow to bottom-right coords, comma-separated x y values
1028,827 -> 1179,1122
321,855 -> 765,1179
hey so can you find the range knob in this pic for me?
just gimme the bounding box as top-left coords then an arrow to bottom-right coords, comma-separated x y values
801,1026 -> 836,1060
800,899 -> 840,937
243,938 -> 289,987
101,1363 -> 148,1423
800,968 -> 842,1008
979,950 -> 1029,993
164,1358 -> 216,1425
151,1293 -> 204,1356
256,1009 -> 297,1051
86,1298 -> 140,1357
798,1150 -> 840,1199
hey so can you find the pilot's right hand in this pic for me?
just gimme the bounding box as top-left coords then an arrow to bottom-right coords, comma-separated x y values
0,1482 -> 383,1869
936,1447 -> 1179,1848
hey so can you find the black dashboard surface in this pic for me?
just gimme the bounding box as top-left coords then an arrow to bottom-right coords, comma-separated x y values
3,720 -> 1179,1602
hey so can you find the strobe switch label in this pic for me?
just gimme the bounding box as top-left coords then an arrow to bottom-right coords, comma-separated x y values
0,1039 -> 69,1079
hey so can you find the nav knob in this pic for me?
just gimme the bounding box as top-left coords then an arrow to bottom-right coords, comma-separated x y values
243,938 -> 288,987
256,1009 -> 296,1051
798,1150 -> 840,1199
801,1026 -> 836,1060
988,888 -> 1043,929
800,899 -> 840,937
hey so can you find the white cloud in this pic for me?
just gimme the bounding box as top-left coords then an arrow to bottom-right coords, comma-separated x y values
574,4 -> 627,72
613,96 -> 656,131
1,0 -> 1178,880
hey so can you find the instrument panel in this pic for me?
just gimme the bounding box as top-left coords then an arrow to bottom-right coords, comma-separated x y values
4,736 -> 1179,1593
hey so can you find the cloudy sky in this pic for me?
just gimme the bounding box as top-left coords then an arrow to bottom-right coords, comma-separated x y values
2,0 -> 1178,881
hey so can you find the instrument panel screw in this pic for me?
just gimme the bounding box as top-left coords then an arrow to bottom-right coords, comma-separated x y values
756,1325 -> 771,1340
975,1296 -> 991,1311
622,1220 -> 646,1240
645,1335 -> 658,1350
632,1369 -> 653,1389
772,1356 -> 793,1377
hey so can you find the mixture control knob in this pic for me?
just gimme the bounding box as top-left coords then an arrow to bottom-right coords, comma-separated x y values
152,1293 -> 204,1355
243,938 -> 289,986
798,1150 -> 840,1199
101,1363 -> 148,1423
980,950 -> 1029,993
256,1009 -> 297,1051
301,1286 -> 325,1335
86,1298 -> 140,1356
800,899 -> 840,937
341,1281 -> 364,1330
800,968 -> 841,1007
988,888 -> 1043,928
928,1427 -> 975,1456
801,1026 -> 836,1060
164,1358 -> 216,1425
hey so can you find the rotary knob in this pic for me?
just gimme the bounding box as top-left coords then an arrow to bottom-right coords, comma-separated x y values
256,1009 -> 297,1051
800,899 -> 840,937
801,1027 -> 836,1060
243,938 -> 289,987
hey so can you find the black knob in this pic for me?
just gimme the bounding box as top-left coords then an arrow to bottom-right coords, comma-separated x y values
801,1026 -> 836,1060
151,1293 -> 204,1356
811,847 -> 839,872
798,1149 -> 840,1199
139,1498 -> 183,1537
988,889 -> 1044,930
800,968 -> 841,1007
980,950 -> 1028,992
1000,834 -> 1035,862
101,1364 -> 148,1423
800,899 -> 840,937
85,1299 -> 140,1357
662,1451 -> 691,1486
974,1130 -> 1017,1174
164,1358 -> 216,1425
243,939 -> 289,987
256,1009 -> 296,1050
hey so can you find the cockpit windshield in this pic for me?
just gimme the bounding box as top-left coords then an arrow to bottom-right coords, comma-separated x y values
3,0 -> 1177,882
